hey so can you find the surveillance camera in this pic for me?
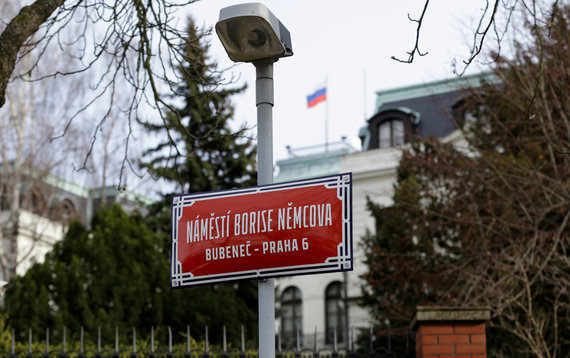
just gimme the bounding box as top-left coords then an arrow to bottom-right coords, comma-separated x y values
216,3 -> 293,62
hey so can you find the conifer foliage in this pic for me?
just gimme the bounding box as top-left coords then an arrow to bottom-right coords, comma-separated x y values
138,17 -> 259,342
140,18 -> 256,193
3,205 -> 259,344
4,205 -> 168,341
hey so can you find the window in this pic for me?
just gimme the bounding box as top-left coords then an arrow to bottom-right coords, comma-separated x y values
378,119 -> 405,148
21,187 -> 46,214
0,185 -> 7,211
367,108 -> 417,149
50,199 -> 78,223
452,97 -> 488,128
325,281 -> 345,344
281,286 -> 303,346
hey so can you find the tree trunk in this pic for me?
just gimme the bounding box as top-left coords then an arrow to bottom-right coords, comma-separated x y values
0,0 -> 65,107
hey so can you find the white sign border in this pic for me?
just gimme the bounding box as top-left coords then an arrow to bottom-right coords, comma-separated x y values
170,173 -> 353,287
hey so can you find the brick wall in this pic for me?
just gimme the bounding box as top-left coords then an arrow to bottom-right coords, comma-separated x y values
411,307 -> 490,358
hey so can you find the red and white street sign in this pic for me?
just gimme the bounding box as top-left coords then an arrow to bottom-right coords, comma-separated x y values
170,173 -> 353,287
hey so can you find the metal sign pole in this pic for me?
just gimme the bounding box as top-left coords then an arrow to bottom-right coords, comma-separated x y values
255,60 -> 275,358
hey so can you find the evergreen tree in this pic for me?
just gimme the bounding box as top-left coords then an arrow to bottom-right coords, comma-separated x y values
361,5 -> 569,357
3,205 -> 258,345
140,18 -> 256,194
139,17 -> 258,343
3,205 -> 168,341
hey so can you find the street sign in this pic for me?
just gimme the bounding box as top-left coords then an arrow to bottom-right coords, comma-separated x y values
170,173 -> 353,287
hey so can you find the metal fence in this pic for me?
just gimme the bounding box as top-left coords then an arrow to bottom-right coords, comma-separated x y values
1,326 -> 413,358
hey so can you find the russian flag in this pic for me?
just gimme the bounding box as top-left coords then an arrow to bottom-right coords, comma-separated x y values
307,87 -> 327,108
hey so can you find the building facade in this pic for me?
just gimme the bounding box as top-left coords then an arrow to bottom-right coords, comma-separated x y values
273,74 -> 491,348
0,169 -> 152,285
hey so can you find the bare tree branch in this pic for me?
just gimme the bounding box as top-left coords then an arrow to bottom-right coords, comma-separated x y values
0,0 -> 239,187
453,0 -> 500,75
391,0 -> 430,63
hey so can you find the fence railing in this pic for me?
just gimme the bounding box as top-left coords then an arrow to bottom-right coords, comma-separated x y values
2,326 -> 413,358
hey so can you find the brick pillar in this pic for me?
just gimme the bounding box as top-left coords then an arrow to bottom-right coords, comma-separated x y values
410,306 -> 491,358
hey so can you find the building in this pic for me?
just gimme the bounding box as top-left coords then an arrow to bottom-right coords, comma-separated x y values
273,73 -> 493,348
0,167 -> 152,285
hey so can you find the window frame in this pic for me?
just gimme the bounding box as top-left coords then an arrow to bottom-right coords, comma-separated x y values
281,286 -> 303,346
324,281 -> 345,344
367,109 -> 416,149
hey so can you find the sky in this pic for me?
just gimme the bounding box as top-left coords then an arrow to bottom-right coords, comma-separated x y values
184,0 -> 489,163
1,1 -> 496,193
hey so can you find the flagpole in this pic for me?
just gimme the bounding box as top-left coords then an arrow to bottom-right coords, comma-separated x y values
325,75 -> 329,152
363,69 -> 367,120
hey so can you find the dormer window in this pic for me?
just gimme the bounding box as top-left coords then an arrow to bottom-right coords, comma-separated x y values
379,119 -> 405,148
452,96 -> 489,131
366,107 -> 419,149
50,199 -> 78,223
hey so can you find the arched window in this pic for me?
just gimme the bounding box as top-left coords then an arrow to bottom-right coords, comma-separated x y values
281,286 -> 303,346
367,108 -> 418,149
0,185 -> 8,211
21,187 -> 46,214
51,199 -> 78,223
452,96 -> 488,129
325,281 -> 345,344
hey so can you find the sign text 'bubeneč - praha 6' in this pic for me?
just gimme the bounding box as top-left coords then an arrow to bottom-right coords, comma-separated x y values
170,173 -> 353,287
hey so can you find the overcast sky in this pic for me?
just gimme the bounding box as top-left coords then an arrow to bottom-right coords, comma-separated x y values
185,0 -> 490,162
